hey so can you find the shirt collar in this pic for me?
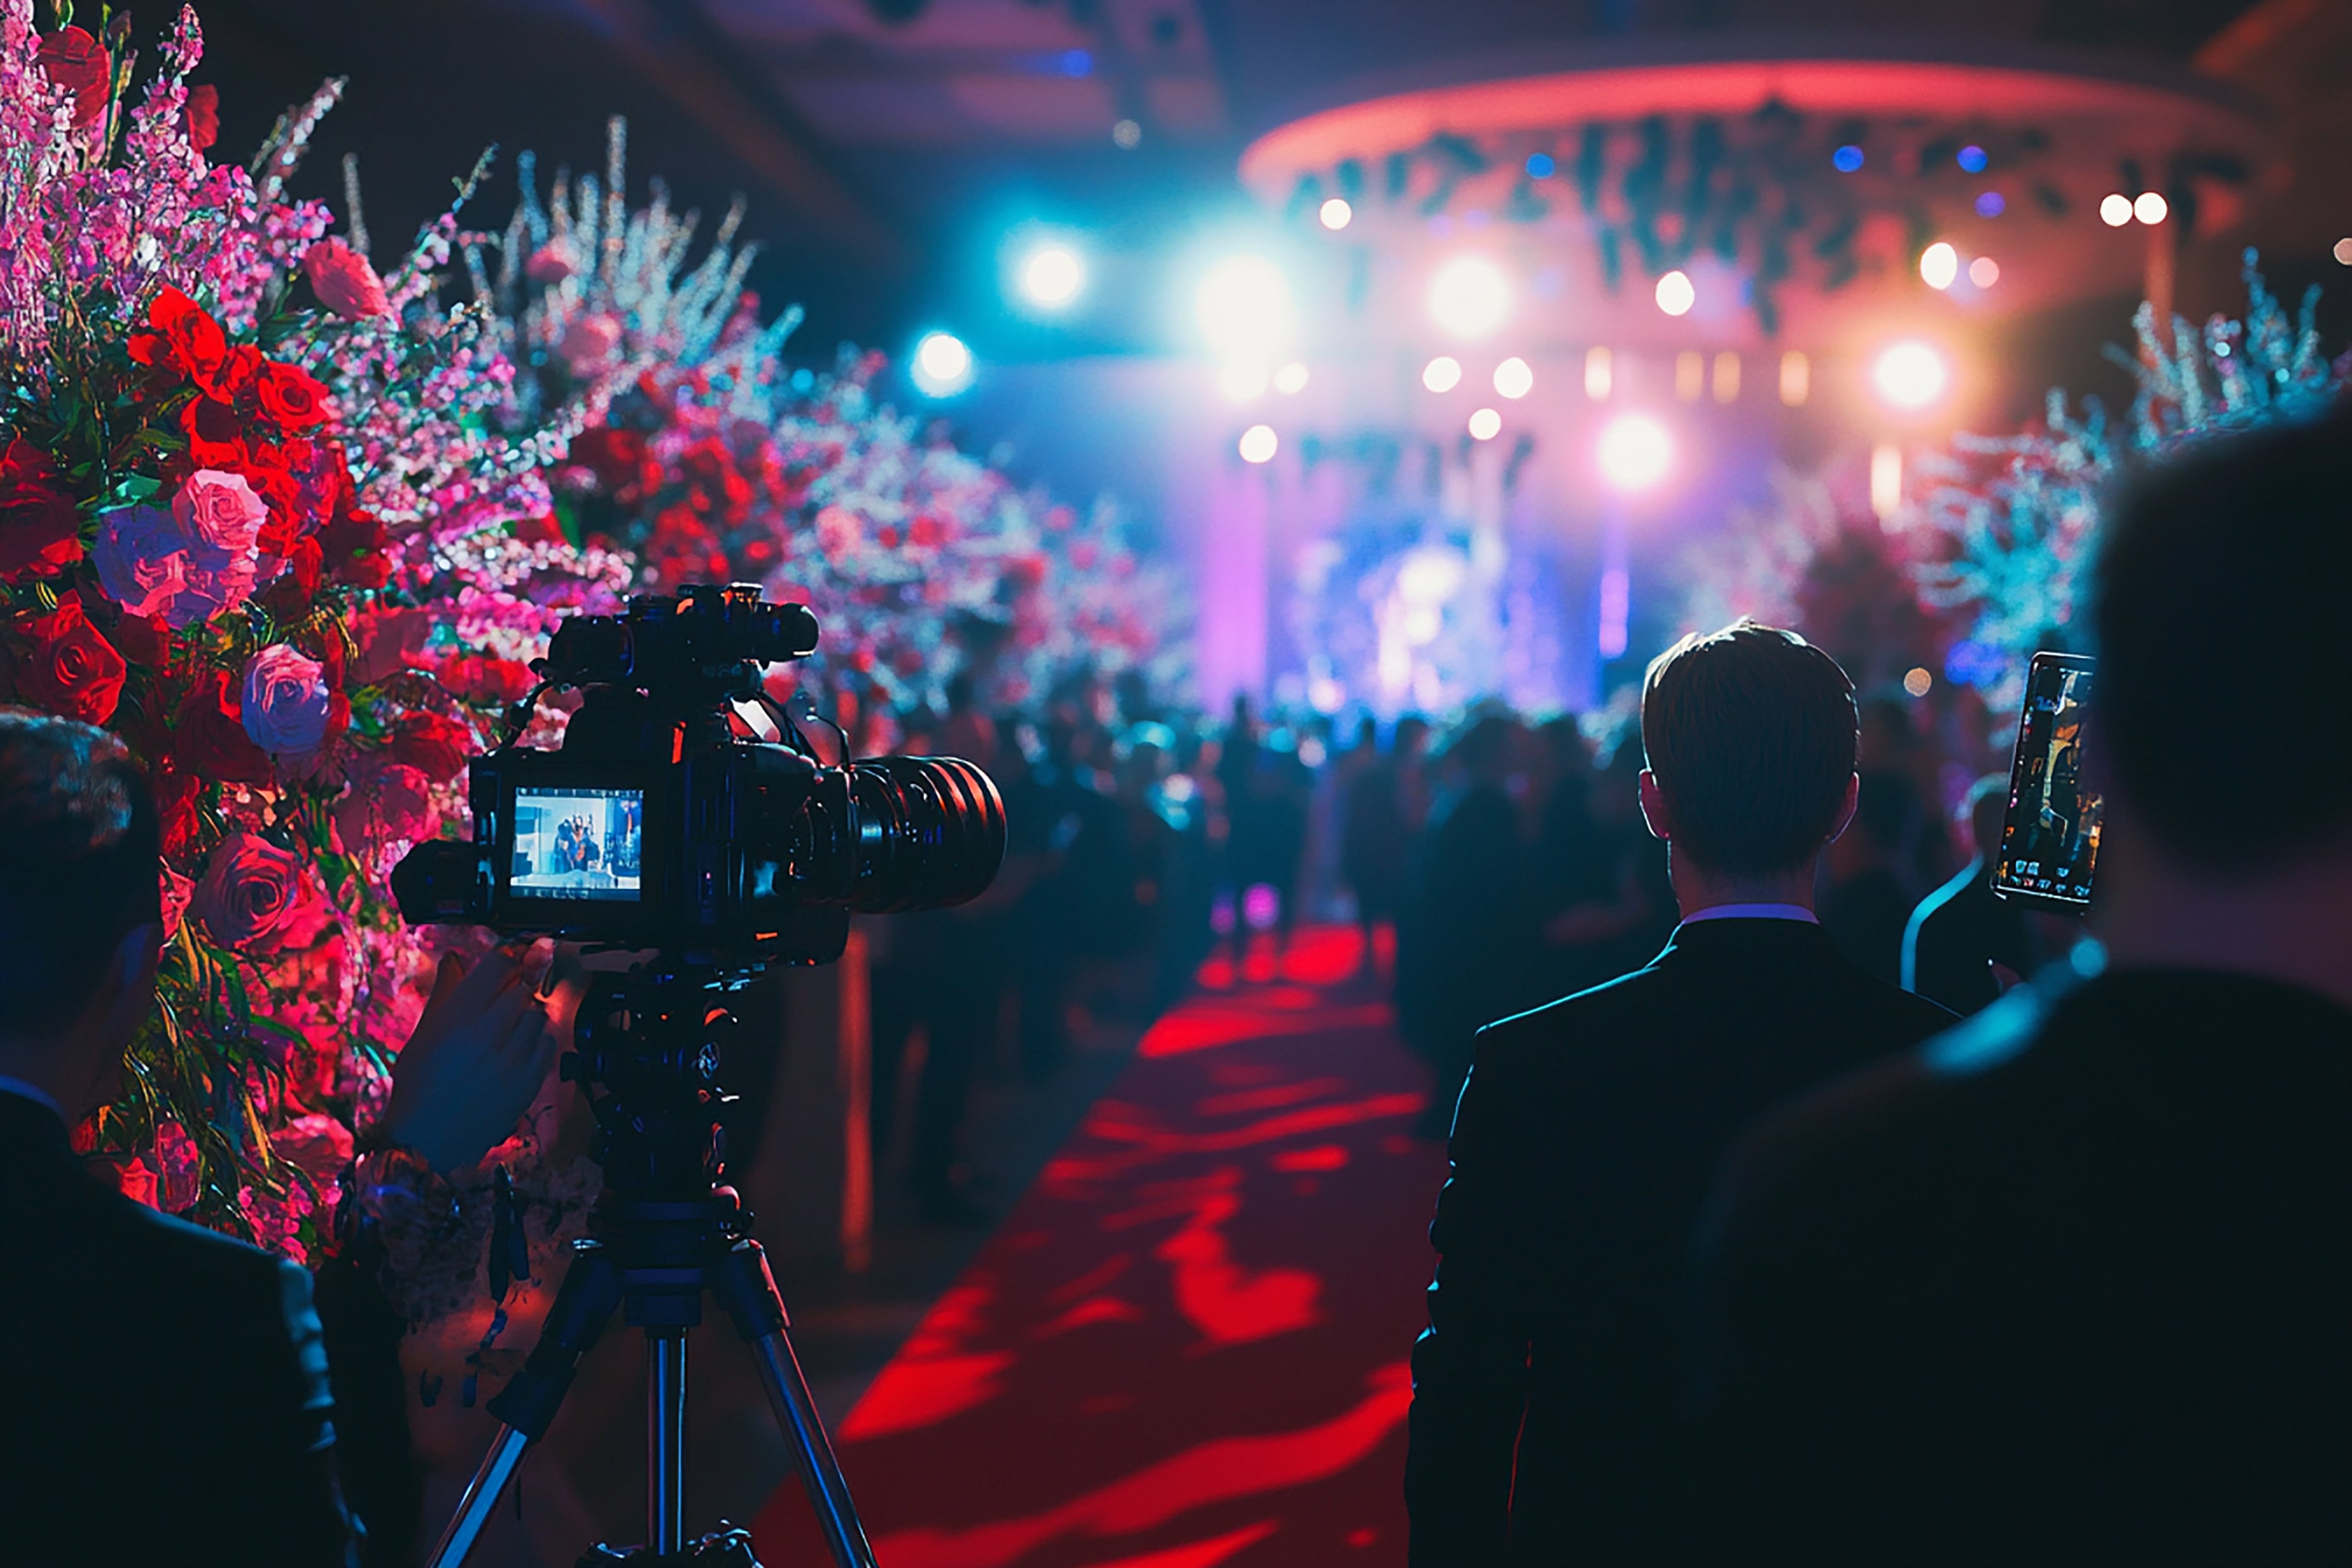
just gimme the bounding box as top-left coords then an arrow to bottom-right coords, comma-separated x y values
1679,902 -> 1820,925
0,1073 -> 64,1123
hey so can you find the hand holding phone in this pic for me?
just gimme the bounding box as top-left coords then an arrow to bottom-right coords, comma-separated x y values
1992,652 -> 2103,912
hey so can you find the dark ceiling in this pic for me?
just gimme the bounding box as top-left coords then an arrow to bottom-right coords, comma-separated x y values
192,0 -> 2312,359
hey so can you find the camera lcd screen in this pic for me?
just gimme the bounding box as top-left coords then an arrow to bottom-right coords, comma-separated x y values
511,787 -> 645,902
1992,653 -> 2102,908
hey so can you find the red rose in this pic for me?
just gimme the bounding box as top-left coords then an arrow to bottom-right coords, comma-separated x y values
0,437 -> 84,582
255,362 -> 333,432
14,598 -> 126,723
386,712 -> 473,783
208,344 -> 263,404
173,668 -> 272,783
177,395 -> 246,469
128,288 -> 228,390
181,83 -> 218,151
302,239 -> 391,320
35,26 -> 112,131
110,609 -> 166,670
192,830 -> 324,953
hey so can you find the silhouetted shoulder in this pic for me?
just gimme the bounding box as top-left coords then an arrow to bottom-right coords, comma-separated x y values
1472,959 -> 1675,1068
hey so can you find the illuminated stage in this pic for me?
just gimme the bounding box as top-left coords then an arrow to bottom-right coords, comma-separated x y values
1181,36 -> 2275,711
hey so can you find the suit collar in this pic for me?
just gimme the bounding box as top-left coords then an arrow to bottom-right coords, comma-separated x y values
1656,915 -> 1839,964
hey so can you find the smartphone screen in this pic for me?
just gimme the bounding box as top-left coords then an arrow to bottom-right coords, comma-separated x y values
1992,653 -> 2102,909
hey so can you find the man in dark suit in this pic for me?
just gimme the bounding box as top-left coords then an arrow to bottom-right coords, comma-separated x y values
1405,621 -> 1955,1565
1692,409 -> 2352,1564
0,713 -> 360,1564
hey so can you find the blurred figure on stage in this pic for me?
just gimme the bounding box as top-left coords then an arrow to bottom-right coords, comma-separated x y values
1902,773 -> 2042,1014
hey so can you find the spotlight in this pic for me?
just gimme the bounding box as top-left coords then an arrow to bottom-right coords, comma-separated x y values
1467,407 -> 1502,441
1273,361 -> 1310,395
1655,269 -> 1695,317
2100,193 -> 2133,227
1019,244 -> 1085,309
1238,424 -> 1278,464
1219,360 -> 1270,401
1919,241 -> 1958,290
1319,198 -> 1353,231
1970,256 -> 2000,288
910,331 -> 973,396
1493,357 -> 1534,399
1597,414 -> 1672,492
1422,355 -> 1463,393
1428,256 -> 1511,338
2133,191 -> 2168,225
1871,341 -> 1949,411
1196,256 -> 1294,360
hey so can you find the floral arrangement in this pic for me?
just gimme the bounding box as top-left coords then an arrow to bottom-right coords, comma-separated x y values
0,1 -> 612,1252
1917,253 -> 2346,705
469,122 -> 1185,739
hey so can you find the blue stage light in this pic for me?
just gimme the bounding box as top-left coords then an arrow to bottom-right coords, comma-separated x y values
1525,152 -> 1556,179
1833,145 -> 1864,173
1958,145 -> 1988,173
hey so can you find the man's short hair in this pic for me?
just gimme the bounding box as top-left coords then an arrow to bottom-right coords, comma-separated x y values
1641,620 -> 1858,876
0,710 -> 160,1039
2092,402 -> 2352,871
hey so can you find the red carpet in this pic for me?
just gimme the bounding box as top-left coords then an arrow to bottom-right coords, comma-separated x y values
754,926 -> 1445,1567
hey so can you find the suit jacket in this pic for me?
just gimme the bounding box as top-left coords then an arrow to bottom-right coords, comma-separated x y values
1691,966 -> 2352,1565
1405,918 -> 1955,1565
0,1090 -> 359,1567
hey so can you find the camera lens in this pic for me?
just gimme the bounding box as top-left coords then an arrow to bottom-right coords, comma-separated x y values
845,757 -> 1007,913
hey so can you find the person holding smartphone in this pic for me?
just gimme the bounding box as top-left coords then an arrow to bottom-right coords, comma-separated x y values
1690,407 -> 2352,1564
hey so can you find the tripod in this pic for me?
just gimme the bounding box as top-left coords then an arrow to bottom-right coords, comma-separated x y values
426,964 -> 880,1568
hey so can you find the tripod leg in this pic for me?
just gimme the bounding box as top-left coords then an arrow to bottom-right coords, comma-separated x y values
425,1243 -> 628,1568
649,1331 -> 689,1557
715,1242 -> 880,1568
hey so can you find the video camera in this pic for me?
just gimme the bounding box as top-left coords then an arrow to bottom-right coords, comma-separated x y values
391,583 -> 1006,966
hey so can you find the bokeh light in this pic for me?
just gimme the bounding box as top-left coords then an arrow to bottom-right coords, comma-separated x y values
1019,244 -> 1085,309
1196,256 -> 1294,360
1422,355 -> 1463,392
1467,407 -> 1502,441
1903,666 -> 1934,697
1319,198 -> 1353,231
1238,424 -> 1278,464
1970,256 -> 2000,288
1111,118 -> 1142,149
1596,414 -> 1672,491
1273,361 -> 1310,395
1525,152 -> 1556,179
910,331 -> 974,396
1428,256 -> 1512,338
1833,144 -> 1864,173
1975,191 -> 2005,218
1219,360 -> 1270,401
1957,145 -> 1988,173
2133,191 -> 2169,225
1493,357 -> 1534,399
2100,193 -> 2133,227
1919,241 -> 1959,290
2336,237 -> 2352,265
1872,341 -> 1950,410
1655,269 -> 1695,316
1585,346 -> 1612,401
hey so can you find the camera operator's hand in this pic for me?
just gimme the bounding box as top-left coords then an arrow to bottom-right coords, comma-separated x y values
378,941 -> 561,1174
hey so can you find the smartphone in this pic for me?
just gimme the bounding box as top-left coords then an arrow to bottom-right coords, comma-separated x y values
1992,652 -> 2102,911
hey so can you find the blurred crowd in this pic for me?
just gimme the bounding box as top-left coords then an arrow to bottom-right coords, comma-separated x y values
863,663 -> 2058,1220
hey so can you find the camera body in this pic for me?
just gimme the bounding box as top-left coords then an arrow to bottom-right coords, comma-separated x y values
393,583 -> 1005,966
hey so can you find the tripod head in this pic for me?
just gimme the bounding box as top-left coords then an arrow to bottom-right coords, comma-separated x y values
564,959 -> 760,1204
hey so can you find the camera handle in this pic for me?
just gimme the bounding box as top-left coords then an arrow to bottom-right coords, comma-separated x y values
424,968 -> 879,1568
